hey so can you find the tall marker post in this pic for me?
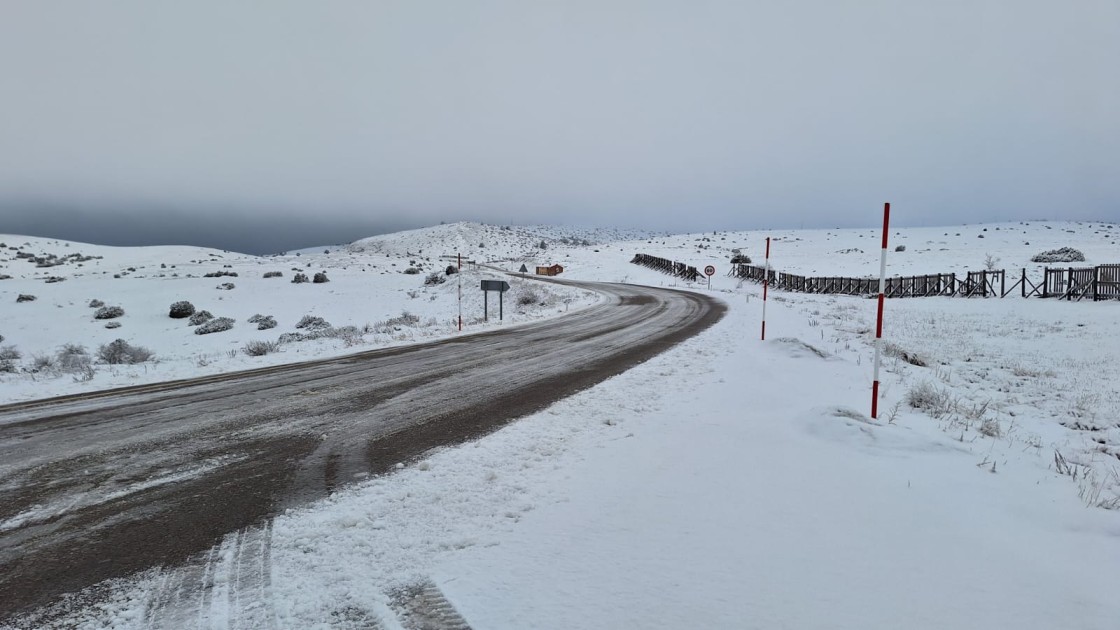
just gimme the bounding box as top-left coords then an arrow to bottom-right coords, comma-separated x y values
761,237 -> 770,340
457,253 -> 462,332
871,203 -> 890,419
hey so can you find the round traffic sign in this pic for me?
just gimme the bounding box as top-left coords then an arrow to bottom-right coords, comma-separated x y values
704,265 -> 716,276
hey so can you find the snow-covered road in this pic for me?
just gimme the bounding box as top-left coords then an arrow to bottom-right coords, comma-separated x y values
0,279 -> 724,619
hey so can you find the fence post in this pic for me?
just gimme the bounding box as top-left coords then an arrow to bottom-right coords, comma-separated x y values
1068,267 -> 1073,301
1001,270 -> 1005,297
1021,268 -> 1026,298
1094,266 -> 1099,301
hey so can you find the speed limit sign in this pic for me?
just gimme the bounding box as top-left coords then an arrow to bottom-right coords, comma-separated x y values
704,265 -> 715,276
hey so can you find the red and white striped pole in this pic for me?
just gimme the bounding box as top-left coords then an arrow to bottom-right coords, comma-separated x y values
761,236 -> 770,340
871,203 -> 890,419
457,252 -> 462,332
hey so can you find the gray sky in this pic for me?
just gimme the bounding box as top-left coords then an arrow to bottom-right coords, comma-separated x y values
2,1 -> 1117,253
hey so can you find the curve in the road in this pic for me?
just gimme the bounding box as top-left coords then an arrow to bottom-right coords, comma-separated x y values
0,279 -> 725,618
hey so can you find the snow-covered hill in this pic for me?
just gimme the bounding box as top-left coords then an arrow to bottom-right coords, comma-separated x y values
3,218 -> 1119,628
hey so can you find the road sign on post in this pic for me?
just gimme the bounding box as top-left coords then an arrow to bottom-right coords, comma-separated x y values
704,265 -> 715,290
481,280 -> 511,321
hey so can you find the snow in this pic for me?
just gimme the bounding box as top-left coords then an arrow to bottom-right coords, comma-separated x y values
2,219 -> 1119,628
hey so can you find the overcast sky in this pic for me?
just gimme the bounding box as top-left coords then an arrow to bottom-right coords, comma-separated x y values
2,1 -> 1117,253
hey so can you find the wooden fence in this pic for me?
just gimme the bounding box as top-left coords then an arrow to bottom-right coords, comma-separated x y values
730,263 -> 1120,301
1040,265 -> 1120,301
630,254 -> 703,282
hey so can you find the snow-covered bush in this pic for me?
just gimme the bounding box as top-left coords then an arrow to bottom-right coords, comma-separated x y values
424,272 -> 445,286
517,289 -> 541,306
0,345 -> 22,372
895,245 -> 906,252
313,272 -> 329,283
263,271 -> 283,278
189,310 -> 213,326
403,267 -> 421,275
97,339 -> 154,364
332,325 -> 363,346
292,273 -> 309,284
906,381 -> 951,415
16,294 -> 36,303
217,282 -> 235,290
89,299 -> 105,308
296,315 -> 330,330
445,265 -> 458,276
56,344 -> 91,372
372,311 -> 420,334
104,321 -> 121,329
1031,247 -> 1085,263
883,341 -> 927,367
31,353 -> 56,372
249,314 -> 277,330
168,301 -> 195,318
243,340 -> 281,356
94,305 -> 124,319
194,317 -> 234,335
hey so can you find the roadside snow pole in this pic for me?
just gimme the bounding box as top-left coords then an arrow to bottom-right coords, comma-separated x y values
457,253 -> 462,332
761,237 -> 770,340
871,203 -> 890,419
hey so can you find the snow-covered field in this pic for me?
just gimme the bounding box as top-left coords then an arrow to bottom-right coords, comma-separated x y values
2,219 -> 1119,628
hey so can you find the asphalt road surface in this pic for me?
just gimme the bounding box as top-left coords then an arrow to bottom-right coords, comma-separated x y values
0,278 -> 725,621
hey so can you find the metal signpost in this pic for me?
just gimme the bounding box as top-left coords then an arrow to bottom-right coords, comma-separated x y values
704,265 -> 715,289
440,254 -> 476,331
480,280 -> 511,321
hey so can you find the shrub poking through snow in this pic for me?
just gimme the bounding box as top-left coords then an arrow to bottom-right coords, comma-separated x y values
94,305 -> 124,319
263,271 -> 283,278
188,310 -> 213,326
16,294 -> 36,303
296,315 -> 330,330
883,341 -> 928,367
0,345 -> 21,372
1031,247 -> 1085,263
249,314 -> 278,330
292,273 -> 309,283
169,301 -> 195,318
403,267 -> 421,275
56,344 -> 91,372
895,245 -> 906,252
217,282 -> 235,290
906,381 -> 951,415
89,299 -> 104,308
445,265 -> 458,276
373,311 -> 420,333
424,272 -> 445,286
194,317 -> 234,335
517,289 -> 541,306
313,272 -> 329,283
31,354 -> 56,372
97,339 -> 153,364
242,340 -> 281,356
104,321 -> 121,329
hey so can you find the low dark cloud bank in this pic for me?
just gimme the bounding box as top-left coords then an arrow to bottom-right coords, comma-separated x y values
0,203 -> 419,255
